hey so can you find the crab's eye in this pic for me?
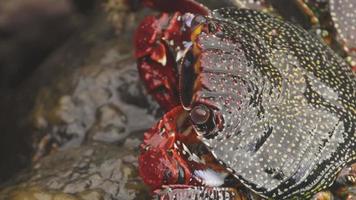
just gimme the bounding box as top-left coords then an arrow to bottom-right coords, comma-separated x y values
190,104 -> 211,125
190,104 -> 216,135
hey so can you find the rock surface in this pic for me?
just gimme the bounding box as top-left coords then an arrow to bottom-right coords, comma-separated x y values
0,2 -> 154,199
0,141 -> 149,200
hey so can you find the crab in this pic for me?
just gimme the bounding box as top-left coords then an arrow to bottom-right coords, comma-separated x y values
133,0 -> 356,199
230,0 -> 356,72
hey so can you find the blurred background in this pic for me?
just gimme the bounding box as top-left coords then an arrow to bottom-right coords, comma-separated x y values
0,0 -> 97,180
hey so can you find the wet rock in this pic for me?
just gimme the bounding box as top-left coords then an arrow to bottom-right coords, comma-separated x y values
25,11 -> 159,160
31,55 -> 159,160
0,3 -> 151,183
92,104 -> 127,143
0,142 -> 150,200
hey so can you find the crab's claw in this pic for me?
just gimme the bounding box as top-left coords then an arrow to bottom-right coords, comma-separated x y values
134,0 -> 211,111
139,106 -> 194,189
134,13 -> 184,111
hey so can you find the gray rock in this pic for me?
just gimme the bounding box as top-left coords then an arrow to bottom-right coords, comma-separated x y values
0,143 -> 150,200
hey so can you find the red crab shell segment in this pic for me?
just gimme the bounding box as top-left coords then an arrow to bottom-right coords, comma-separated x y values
139,106 -> 194,189
134,0 -> 212,111
134,13 -> 186,111
134,13 -> 186,59
136,52 -> 179,111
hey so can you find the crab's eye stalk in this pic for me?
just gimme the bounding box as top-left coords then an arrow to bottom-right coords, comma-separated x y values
190,104 -> 216,136
190,104 -> 210,125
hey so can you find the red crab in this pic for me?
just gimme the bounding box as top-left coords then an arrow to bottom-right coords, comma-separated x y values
133,0 -> 356,199
134,1 -> 246,199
